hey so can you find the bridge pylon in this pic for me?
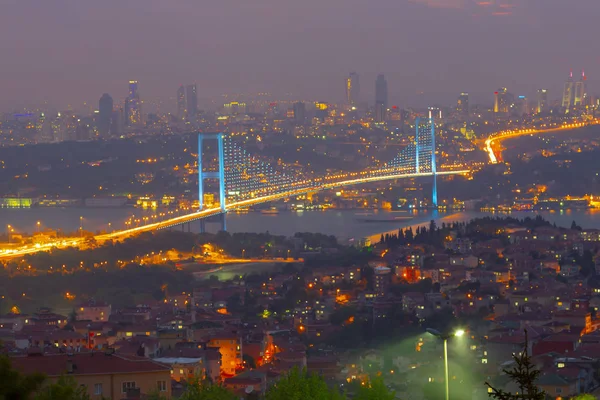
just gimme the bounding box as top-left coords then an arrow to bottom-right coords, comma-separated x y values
415,117 -> 437,208
198,133 -> 227,232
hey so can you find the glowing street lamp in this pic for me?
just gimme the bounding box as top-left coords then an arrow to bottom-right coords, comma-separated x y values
426,328 -> 465,400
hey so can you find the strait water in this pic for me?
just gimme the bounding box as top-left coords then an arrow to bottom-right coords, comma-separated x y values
1,207 -> 599,244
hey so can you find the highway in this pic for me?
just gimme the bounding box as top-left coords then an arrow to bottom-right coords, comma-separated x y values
484,120 -> 599,164
0,169 -> 469,260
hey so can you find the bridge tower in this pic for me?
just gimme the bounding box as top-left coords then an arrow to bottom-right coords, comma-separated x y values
198,133 -> 227,232
415,118 -> 437,208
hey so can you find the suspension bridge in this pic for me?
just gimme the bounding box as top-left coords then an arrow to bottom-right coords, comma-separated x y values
94,117 -> 468,242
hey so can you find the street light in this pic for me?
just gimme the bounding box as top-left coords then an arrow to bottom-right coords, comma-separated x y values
426,328 -> 465,400
36,221 -> 41,233
7,225 -> 11,244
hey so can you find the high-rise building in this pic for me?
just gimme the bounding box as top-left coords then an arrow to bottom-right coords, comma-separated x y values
346,72 -> 360,105
292,102 -> 306,126
457,92 -> 469,115
98,93 -> 113,137
374,266 -> 392,297
537,89 -> 548,113
186,84 -> 198,120
494,88 -> 510,114
126,80 -> 142,126
374,74 -> 388,123
428,107 -> 442,120
562,71 -> 574,110
176,85 -> 186,121
574,70 -> 586,107
516,96 -> 528,116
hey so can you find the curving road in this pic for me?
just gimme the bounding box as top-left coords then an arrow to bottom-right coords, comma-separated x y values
485,120 -> 598,164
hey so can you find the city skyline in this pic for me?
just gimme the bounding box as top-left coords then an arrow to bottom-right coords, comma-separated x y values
1,0 -> 599,111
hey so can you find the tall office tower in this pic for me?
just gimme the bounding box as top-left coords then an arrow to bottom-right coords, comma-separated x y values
126,80 -> 142,126
186,84 -> 198,120
562,71 -> 574,110
457,92 -> 469,115
346,72 -> 360,105
374,74 -> 388,123
494,88 -> 510,113
537,89 -> 548,113
516,96 -> 528,116
98,93 -> 113,137
176,85 -> 186,120
292,102 -> 306,126
574,70 -> 586,107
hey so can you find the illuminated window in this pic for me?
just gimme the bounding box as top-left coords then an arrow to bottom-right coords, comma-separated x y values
126,332 -> 132,337
557,363 -> 565,368
482,359 -> 488,364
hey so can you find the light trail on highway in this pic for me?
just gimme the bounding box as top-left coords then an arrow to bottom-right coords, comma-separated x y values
0,169 -> 469,260
484,120 -> 598,164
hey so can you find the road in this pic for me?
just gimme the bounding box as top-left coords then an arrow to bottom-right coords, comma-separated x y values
0,169 -> 469,260
484,120 -> 598,164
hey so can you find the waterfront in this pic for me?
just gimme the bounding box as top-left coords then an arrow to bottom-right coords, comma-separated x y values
1,207 -> 600,244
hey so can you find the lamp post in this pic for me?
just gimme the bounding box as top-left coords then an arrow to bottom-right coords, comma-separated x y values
7,225 -> 11,244
36,221 -> 41,233
426,328 -> 465,400
79,216 -> 83,237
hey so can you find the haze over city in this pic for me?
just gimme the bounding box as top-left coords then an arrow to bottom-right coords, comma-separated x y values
2,1 -> 600,400
2,0 -> 600,111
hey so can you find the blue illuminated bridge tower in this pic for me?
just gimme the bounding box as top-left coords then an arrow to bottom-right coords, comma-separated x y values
415,117 -> 438,208
197,133 -> 227,233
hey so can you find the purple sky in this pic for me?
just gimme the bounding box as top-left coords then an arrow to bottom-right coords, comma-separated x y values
1,0 -> 599,112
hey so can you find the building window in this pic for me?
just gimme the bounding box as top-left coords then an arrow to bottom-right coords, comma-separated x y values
157,381 -> 167,392
94,383 -> 103,395
482,359 -> 488,364
557,363 -> 565,368
555,388 -> 562,394
122,382 -> 136,393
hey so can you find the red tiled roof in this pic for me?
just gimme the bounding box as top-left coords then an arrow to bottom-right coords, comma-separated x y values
10,353 -> 170,376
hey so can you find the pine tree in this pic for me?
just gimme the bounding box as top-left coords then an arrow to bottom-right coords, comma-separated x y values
485,330 -> 546,400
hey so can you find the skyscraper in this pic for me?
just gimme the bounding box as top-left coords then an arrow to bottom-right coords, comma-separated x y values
574,70 -> 586,107
98,93 -> 113,137
516,96 -> 528,116
346,72 -> 360,106
494,88 -> 510,114
562,71 -> 574,110
374,74 -> 388,123
177,85 -> 186,121
186,84 -> 198,120
537,89 -> 548,113
126,80 -> 142,126
457,92 -> 469,115
292,102 -> 306,126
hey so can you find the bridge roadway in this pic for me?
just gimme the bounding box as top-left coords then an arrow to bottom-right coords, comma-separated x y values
0,169 -> 469,260
485,120 -> 599,164
96,169 -> 469,242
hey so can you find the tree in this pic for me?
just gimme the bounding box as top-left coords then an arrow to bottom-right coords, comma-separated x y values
265,367 -> 344,400
569,395 -> 596,400
0,355 -> 46,400
178,376 -> 237,400
485,330 -> 545,400
34,375 -> 90,400
354,377 -> 395,400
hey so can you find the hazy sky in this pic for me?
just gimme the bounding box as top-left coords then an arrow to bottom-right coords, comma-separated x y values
1,0 -> 599,111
